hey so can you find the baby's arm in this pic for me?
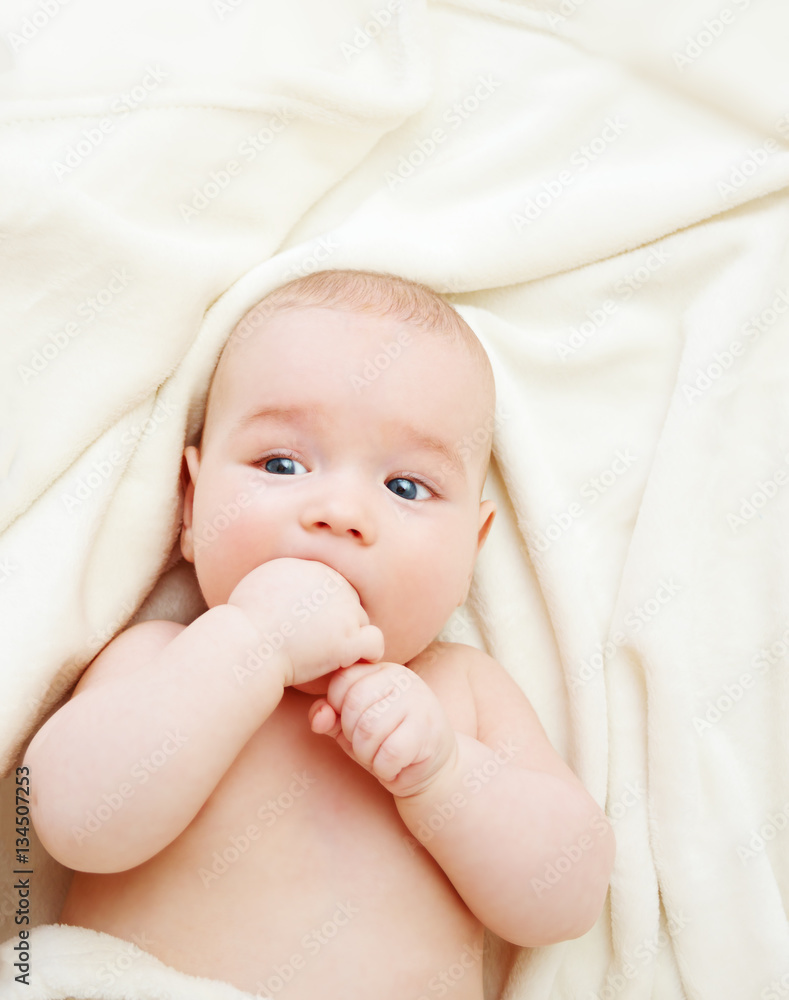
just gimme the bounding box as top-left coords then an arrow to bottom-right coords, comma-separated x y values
26,558 -> 382,874
313,642 -> 615,948
26,605 -> 279,873
399,645 -> 615,947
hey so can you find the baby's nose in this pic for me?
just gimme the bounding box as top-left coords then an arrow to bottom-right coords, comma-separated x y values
299,489 -> 376,544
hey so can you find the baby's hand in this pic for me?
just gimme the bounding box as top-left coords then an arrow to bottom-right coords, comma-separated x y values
227,558 -> 384,687
308,663 -> 457,797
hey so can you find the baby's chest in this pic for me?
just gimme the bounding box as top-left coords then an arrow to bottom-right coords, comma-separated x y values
188,691 -> 434,880
81,687 -> 483,997
177,670 -> 480,915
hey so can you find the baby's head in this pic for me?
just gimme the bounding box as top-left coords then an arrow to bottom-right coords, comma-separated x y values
181,269 -> 497,666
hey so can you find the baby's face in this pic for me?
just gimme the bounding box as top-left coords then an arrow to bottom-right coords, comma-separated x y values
181,305 -> 496,674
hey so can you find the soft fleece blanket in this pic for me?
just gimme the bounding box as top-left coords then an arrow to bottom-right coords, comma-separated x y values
2,1 -> 789,998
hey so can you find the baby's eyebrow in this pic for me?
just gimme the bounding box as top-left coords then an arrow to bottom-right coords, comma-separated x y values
235,405 -> 318,432
235,405 -> 465,479
385,422 -> 464,479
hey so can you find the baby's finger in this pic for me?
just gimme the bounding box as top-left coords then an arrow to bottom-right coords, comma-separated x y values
325,661 -> 383,711
308,699 -> 340,736
309,698 -> 362,765
353,625 -> 385,665
348,690 -> 410,769
370,715 -> 422,783
329,671 -> 390,745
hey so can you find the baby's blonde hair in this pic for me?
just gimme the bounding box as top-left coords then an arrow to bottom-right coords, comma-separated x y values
229,268 -> 490,373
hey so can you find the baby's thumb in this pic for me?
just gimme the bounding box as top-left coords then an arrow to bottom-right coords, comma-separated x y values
309,699 -> 341,737
357,624 -> 385,664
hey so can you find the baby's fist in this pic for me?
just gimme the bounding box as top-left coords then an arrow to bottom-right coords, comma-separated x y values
309,663 -> 457,797
227,558 -> 384,687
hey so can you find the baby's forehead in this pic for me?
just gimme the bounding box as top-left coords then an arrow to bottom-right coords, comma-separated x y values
203,301 -> 495,443
219,302 -> 485,383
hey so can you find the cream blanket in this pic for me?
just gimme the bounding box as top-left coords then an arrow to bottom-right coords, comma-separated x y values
0,923 -> 267,999
2,1 -> 789,998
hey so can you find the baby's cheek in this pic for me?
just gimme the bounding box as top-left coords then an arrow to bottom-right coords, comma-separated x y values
192,523 -> 250,606
379,596 -> 445,666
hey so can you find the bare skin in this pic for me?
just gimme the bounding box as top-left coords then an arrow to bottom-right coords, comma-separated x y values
57,632 -> 487,999
27,305 -> 615,997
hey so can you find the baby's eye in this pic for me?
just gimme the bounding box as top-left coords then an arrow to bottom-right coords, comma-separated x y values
264,456 -> 307,475
386,477 -> 431,501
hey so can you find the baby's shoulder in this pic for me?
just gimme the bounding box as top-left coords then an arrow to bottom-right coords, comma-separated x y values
416,643 -> 578,784
408,641 -> 512,737
409,639 -> 500,683
70,618 -> 186,700
407,641 -> 484,739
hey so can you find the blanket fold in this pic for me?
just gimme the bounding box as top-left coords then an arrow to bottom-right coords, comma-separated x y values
0,923 -> 267,999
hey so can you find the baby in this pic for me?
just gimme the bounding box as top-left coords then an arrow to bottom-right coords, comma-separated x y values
26,269 -> 615,999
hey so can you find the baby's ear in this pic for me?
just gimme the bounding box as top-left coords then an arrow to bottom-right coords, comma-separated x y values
180,445 -> 201,563
477,499 -> 496,553
457,500 -> 497,608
